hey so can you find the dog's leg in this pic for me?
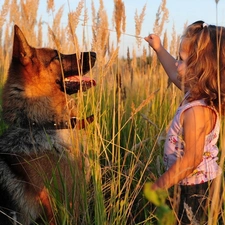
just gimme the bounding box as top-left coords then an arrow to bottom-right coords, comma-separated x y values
39,188 -> 55,225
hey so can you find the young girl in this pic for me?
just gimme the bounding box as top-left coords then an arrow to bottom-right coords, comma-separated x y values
145,21 -> 225,224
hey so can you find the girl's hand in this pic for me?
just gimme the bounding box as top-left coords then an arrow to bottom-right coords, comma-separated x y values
144,34 -> 162,52
145,34 -> 180,89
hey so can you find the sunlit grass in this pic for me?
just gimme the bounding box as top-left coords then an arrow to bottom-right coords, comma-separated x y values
0,0 -> 224,224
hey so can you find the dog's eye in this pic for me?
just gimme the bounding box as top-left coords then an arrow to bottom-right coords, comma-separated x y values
55,79 -> 61,85
53,55 -> 60,61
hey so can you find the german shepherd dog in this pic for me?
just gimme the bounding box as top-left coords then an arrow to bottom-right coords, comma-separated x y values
0,25 -> 96,224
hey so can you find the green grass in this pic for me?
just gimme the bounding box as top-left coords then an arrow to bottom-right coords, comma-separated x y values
0,0 -> 224,224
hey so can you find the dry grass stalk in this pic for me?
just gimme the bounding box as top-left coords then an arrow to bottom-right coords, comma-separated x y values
183,203 -> 199,225
142,46 -> 147,63
47,0 -> 55,13
134,4 -> 146,47
105,48 -> 119,72
110,41 -> 115,59
162,30 -> 168,50
68,0 -> 84,32
97,0 -> 109,58
132,48 -> 137,69
131,90 -> 159,117
176,35 -> 181,56
1,25 -> 10,82
91,0 -> 109,64
0,29 -> 2,63
37,18 -> 43,46
122,5 -> 126,34
51,6 -> 64,48
127,47 -> 131,70
151,0 -> 170,71
16,0 -> 40,46
9,0 -> 19,26
0,0 -> 10,28
82,7 -> 89,48
0,0 -> 10,63
91,0 -> 96,41
141,46 -> 148,74
151,51 -> 157,70
169,23 -> 178,57
3,26 -> 9,51
83,7 -> 89,27
21,0 -> 39,27
140,113 -> 159,130
91,0 -> 97,52
67,0 -> 84,53
127,47 -> 134,85
53,6 -> 64,32
153,0 -> 169,36
0,0 -> 224,224
113,0 -> 125,43
47,26 -> 61,51
131,138 -> 150,151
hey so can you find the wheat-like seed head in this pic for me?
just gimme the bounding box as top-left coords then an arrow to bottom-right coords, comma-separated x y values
48,26 -> 61,51
113,0 -> 125,43
90,0 -> 110,64
169,23 -> 177,57
47,0 -> 55,12
0,0 -> 10,28
131,90 -> 159,117
105,48 -> 119,71
53,6 -> 64,33
98,0 -> 109,58
134,4 -> 146,47
163,30 -> 168,50
67,0 -> 84,53
153,0 -> 169,36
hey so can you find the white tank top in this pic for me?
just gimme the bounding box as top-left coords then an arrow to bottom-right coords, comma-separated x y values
163,99 -> 221,185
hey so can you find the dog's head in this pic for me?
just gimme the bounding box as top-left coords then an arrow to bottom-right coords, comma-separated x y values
12,25 -> 96,95
2,25 -> 97,127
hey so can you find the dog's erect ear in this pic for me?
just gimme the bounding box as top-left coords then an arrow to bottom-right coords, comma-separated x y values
13,25 -> 33,65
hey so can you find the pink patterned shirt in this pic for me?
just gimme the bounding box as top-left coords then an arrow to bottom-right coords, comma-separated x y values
163,99 -> 221,185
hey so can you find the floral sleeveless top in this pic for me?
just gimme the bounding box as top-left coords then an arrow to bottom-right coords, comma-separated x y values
163,99 -> 221,185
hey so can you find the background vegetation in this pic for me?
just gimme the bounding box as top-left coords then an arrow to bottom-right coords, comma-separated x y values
0,0 -> 224,224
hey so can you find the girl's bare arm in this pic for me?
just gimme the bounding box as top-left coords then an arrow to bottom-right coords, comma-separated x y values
152,106 -> 213,189
145,34 -> 181,89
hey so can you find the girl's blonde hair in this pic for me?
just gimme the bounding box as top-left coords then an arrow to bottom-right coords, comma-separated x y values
182,20 -> 225,115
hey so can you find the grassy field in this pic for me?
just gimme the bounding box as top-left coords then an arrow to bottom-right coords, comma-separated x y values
0,0 -> 224,224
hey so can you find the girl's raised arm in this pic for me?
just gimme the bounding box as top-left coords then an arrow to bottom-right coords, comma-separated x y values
145,34 -> 181,89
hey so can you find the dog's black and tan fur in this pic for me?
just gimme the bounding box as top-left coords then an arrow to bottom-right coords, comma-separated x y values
0,25 -> 96,225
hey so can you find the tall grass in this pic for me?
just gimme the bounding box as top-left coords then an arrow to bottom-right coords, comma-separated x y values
0,0 -> 224,224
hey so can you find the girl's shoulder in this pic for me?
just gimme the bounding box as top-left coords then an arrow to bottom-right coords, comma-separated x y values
180,99 -> 218,114
181,92 -> 218,114
179,99 -> 219,134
